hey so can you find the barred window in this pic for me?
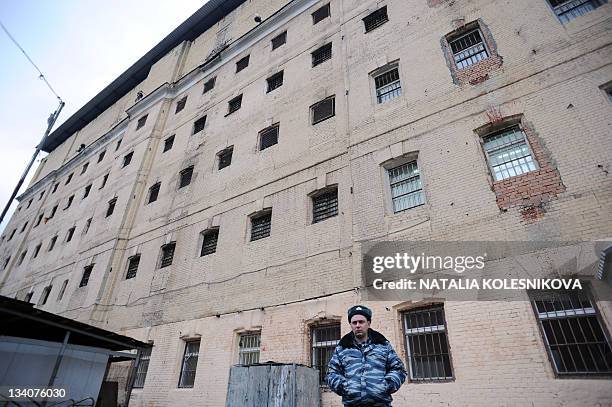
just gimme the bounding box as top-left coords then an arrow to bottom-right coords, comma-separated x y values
388,160 -> 424,212
250,211 -> 272,241
363,6 -> 388,32
239,332 -> 261,365
312,188 -> 338,223
312,3 -> 330,24
175,96 -> 187,114
106,198 -> 117,217
193,116 -> 207,134
483,126 -> 537,181
312,43 -> 332,67
133,347 -> 152,388
448,28 -> 489,70
39,285 -> 52,305
148,183 -> 161,204
403,305 -> 453,381
530,289 -> 612,375
159,242 -> 176,268
266,71 -> 284,93
236,55 -> 250,73
548,0 -> 606,23
271,31 -> 287,50
259,124 -> 279,151
163,135 -> 175,152
79,264 -> 94,287
179,166 -> 194,189
311,324 -> 340,384
123,152 -> 133,167
57,279 -> 68,301
374,67 -> 402,103
203,77 -> 216,93
218,147 -> 233,170
200,229 -> 219,256
311,96 -> 335,124
126,255 -> 140,280
136,115 -> 148,130
178,340 -> 200,388
228,95 -> 242,115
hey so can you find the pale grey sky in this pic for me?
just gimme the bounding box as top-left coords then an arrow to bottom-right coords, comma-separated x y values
0,0 -> 207,232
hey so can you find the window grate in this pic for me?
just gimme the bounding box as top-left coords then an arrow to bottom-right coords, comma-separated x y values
178,340 -> 200,388
388,161 -> 424,212
193,117 -> 206,134
201,229 -> 219,256
218,147 -> 233,170
126,255 -> 140,280
79,264 -> 94,287
163,135 -> 175,152
228,95 -> 242,115
312,324 -> 340,384
449,29 -> 489,70
312,43 -> 332,67
259,124 -> 279,150
483,126 -> 537,181
251,212 -> 272,241
136,115 -> 147,130
203,77 -> 216,93
267,71 -> 284,93
375,68 -> 401,103
148,183 -> 161,204
363,6 -> 388,32
403,306 -> 454,381
312,3 -> 330,24
160,243 -> 176,268
312,189 -> 338,223
236,55 -> 250,72
549,0 -> 606,23
175,96 -> 187,114
179,167 -> 194,189
311,96 -> 335,124
239,332 -> 261,365
133,347 -> 152,388
530,290 -> 612,375
271,31 -> 287,50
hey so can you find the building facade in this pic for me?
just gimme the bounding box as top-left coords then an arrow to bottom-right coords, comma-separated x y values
1,0 -> 612,405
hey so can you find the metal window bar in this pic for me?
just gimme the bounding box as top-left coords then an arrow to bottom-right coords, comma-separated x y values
388,161 -> 424,212
148,183 -> 160,204
312,3 -> 330,24
375,68 -> 402,103
179,341 -> 200,388
313,190 -> 338,223
260,125 -> 279,150
79,265 -> 93,287
403,306 -> 453,381
238,332 -> 261,365
251,212 -> 272,241
363,6 -> 388,32
163,136 -> 175,152
133,347 -> 151,388
312,325 -> 340,384
312,97 -> 335,124
449,29 -> 489,70
549,0 -> 606,23
483,126 -> 537,181
179,167 -> 193,188
272,31 -> 287,50
228,95 -> 242,114
531,290 -> 612,375
126,255 -> 140,280
200,230 -> 219,256
218,148 -> 233,170
312,43 -> 332,67
160,243 -> 175,268
267,71 -> 284,93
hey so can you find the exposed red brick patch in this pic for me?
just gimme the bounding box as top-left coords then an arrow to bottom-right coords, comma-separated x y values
490,123 -> 566,220
457,55 -> 502,85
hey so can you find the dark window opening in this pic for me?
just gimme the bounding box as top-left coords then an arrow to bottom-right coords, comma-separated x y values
33,244 -> 41,259
218,147 -> 233,170
57,279 -> 68,301
136,115 -> 148,130
83,184 -> 92,199
133,347 -> 152,388
20,222 -> 28,233
203,77 -> 216,93
228,95 -> 242,115
272,31 -> 287,50
266,71 -> 284,93
175,96 -> 187,114
178,340 -> 200,388
312,43 -> 332,67
49,205 -> 58,219
35,214 -> 43,227
66,227 -> 75,242
160,242 -> 176,268
123,152 -> 134,167
79,264 -> 94,287
17,250 -> 27,266
24,291 -> 33,303
179,167 -> 194,189
311,324 -> 340,384
449,28 -> 489,70
98,150 -> 106,163
163,135 -> 175,152
116,139 -> 122,151
311,96 -> 335,124
64,195 -> 74,210
548,0 -> 607,23
52,183 -> 59,193
100,173 -> 109,189
106,198 -> 117,217
312,188 -> 338,223
259,124 -> 279,151
39,286 -> 52,305
251,211 -> 272,241
312,3 -> 330,24
126,255 -> 141,279
374,67 -> 402,103
148,183 -> 161,204
236,55 -> 250,72
193,117 -> 207,134
81,162 -> 89,175
27,199 -> 32,209
65,173 -> 73,185
200,229 -> 219,256
48,235 -> 58,252
363,6 -> 389,32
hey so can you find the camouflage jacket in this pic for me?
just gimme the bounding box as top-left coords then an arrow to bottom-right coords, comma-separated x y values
326,329 -> 407,406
